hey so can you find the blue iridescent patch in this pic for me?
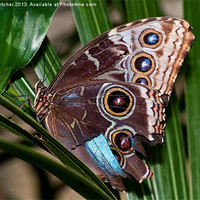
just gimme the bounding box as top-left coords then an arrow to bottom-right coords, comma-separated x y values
85,134 -> 124,176
136,77 -> 148,85
135,57 -> 152,72
144,33 -> 159,45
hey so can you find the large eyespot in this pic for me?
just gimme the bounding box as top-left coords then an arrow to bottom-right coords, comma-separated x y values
139,29 -> 162,48
131,52 -> 155,75
104,87 -> 133,117
110,147 -> 123,166
132,74 -> 151,86
112,130 -> 133,154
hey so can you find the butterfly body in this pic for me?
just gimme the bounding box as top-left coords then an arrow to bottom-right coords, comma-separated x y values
33,17 -> 194,191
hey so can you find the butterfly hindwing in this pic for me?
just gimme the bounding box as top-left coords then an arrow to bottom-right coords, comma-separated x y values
43,81 -> 164,188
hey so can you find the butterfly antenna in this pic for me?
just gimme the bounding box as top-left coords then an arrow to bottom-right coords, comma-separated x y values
42,46 -> 46,83
43,37 -> 66,83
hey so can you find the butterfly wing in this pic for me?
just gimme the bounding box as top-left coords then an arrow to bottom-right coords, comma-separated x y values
43,81 -> 164,190
48,17 -> 194,97
45,16 -> 194,148
37,17 -> 194,191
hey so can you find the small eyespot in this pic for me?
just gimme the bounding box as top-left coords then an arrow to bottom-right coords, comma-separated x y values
132,74 -> 151,87
135,56 -> 152,72
115,132 -> 132,151
144,33 -> 159,45
104,87 -> 133,117
112,130 -> 133,154
131,52 -> 155,75
135,77 -> 148,85
139,29 -> 162,48
110,147 -> 123,166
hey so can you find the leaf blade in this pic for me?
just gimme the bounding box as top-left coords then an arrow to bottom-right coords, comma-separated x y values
0,0 -> 59,93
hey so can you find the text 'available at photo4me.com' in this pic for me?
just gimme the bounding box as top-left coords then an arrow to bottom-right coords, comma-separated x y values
0,1 -> 97,7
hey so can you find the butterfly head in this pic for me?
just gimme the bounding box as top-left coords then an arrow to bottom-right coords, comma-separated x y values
34,80 -> 46,94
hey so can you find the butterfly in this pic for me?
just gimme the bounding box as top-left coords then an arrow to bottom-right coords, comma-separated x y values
33,17 -> 194,191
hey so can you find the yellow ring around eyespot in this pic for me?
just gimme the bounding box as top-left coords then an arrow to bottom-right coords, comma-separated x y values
139,28 -> 163,48
131,52 -> 156,75
112,130 -> 134,154
110,146 -> 124,167
132,74 -> 152,86
104,87 -> 133,117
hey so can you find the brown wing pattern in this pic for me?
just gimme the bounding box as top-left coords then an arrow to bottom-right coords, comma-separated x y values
33,17 -> 194,191
44,82 -> 164,189
48,17 -> 194,97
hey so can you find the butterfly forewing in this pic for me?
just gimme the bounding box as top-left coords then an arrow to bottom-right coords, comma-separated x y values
47,17 -> 194,97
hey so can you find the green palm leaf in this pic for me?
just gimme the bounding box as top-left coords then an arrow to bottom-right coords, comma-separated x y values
0,0 -> 199,199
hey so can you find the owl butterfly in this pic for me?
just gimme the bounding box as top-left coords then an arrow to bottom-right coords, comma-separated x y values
33,17 -> 194,191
